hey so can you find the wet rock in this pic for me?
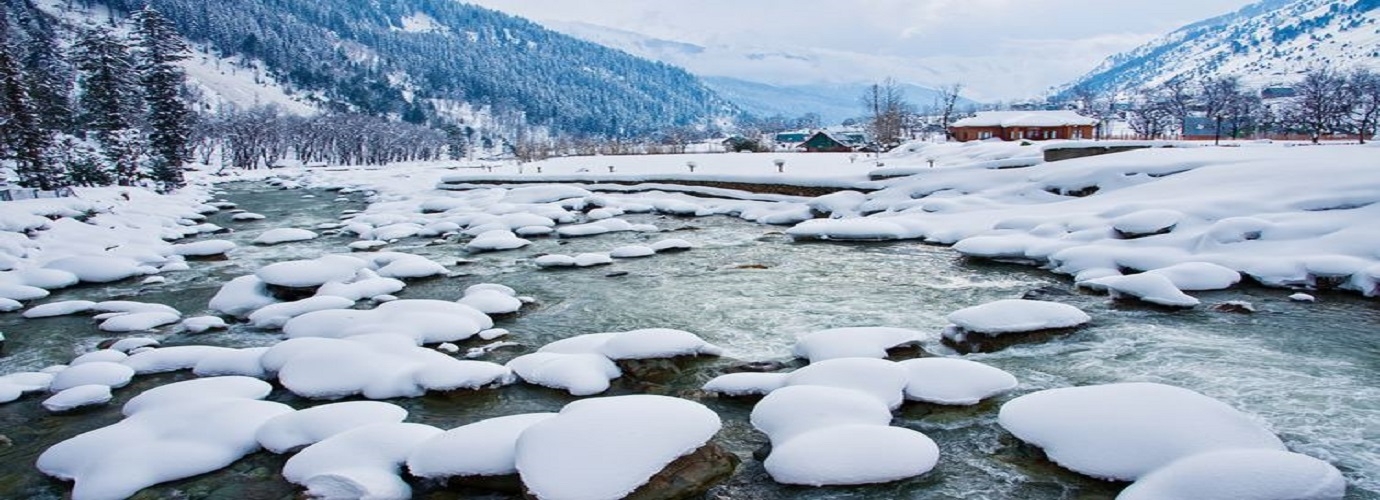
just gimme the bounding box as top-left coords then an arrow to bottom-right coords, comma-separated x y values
448,473 -> 524,494
731,264 -> 769,270
623,442 -> 740,500
606,271 -> 630,278
1211,301 -> 1256,314
1021,286 -> 1074,301
726,361 -> 789,373
884,341 -> 929,361
616,356 -> 718,386
940,325 -> 1084,355
0,434 -> 12,447
263,283 -> 318,302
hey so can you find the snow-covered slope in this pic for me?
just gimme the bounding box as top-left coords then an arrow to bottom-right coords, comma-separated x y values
1060,0 -> 1380,96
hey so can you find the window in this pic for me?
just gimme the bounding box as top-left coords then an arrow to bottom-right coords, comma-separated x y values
979,131 -> 992,140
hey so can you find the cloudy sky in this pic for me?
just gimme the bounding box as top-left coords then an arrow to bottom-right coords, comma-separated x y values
465,0 -> 1256,101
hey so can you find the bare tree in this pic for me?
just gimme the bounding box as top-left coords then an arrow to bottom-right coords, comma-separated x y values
1068,84 -> 1112,139
1127,88 -> 1174,139
936,83 -> 963,141
860,78 -> 912,147
1288,67 -> 1352,144
1199,76 -> 1254,144
1346,68 -> 1380,144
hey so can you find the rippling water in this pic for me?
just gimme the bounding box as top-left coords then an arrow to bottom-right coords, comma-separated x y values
1,182 -> 1377,499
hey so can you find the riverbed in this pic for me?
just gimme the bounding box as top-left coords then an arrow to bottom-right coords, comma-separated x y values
1,181 -> 1377,499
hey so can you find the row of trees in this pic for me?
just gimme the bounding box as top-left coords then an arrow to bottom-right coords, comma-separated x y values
192,107 -> 455,170
1069,67 -> 1380,143
1,7 -> 192,192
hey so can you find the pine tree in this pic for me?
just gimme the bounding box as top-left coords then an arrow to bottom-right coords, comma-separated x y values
21,34 -> 74,133
0,34 -> 64,190
132,6 -> 191,192
71,26 -> 139,141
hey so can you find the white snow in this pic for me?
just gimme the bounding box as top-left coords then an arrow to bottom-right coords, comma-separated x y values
466,229 -> 531,252
42,385 -> 113,412
792,326 -> 929,363
783,357 -> 908,409
248,296 -> 356,329
506,352 -> 622,396
0,283 -> 49,301
1117,449 -> 1346,500
1084,273 -> 1202,307
458,284 -> 524,315
37,378 -> 292,500
1112,209 -> 1183,236
256,401 -> 410,454
23,300 -> 97,318
1145,262 -> 1242,291
252,228 -> 319,245
170,240 -> 237,257
282,423 -> 442,500
255,255 -> 366,288
282,299 -> 493,344
946,299 -> 1091,335
998,382 -> 1286,481
764,424 -> 939,487
209,275 -> 279,318
701,372 -> 789,397
181,316 -> 229,333
49,362 -> 135,392
750,385 -> 894,446
268,334 -> 513,399
43,255 -> 153,283
898,358 -> 1018,405
515,395 -> 721,500
610,245 -> 656,258
408,412 -> 558,478
98,311 -> 182,333
122,346 -> 238,375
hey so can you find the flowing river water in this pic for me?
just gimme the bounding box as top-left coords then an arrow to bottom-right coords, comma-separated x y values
1,182 -> 1378,499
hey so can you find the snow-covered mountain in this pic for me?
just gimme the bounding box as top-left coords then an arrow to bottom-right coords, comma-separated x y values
1060,0 -> 1380,97
544,21 -> 967,124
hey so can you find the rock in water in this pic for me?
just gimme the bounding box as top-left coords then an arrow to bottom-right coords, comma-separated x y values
624,442 -> 739,500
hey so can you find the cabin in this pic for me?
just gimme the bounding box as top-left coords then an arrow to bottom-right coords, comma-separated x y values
799,130 -> 868,152
949,111 -> 1097,142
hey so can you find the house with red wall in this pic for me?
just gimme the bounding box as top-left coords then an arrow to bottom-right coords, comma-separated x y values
949,111 -> 1097,142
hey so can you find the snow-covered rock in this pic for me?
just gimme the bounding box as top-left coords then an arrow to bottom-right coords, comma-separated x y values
282,299 -> 493,344
1117,449 -> 1345,500
750,385 -> 893,446
1085,273 -> 1201,308
49,362 -> 135,392
269,334 -> 513,399
1145,262 -> 1242,291
407,412 -> 558,479
43,255 -> 153,283
98,311 -> 182,333
898,358 -> 1018,405
23,300 -> 97,318
701,372 -> 789,397
792,327 -> 928,363
506,352 -> 622,396
257,401 -> 410,454
764,424 -> 939,486
255,255 -> 366,288
248,296 -> 356,329
283,422 -> 442,500
610,245 -> 656,258
998,382 -> 1286,481
252,228 -> 319,245
170,240 -> 236,258
466,230 -> 530,252
946,299 -> 1092,335
515,395 -> 721,500
42,385 -> 113,413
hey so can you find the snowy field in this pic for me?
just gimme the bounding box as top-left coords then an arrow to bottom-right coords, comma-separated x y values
0,139 -> 1376,499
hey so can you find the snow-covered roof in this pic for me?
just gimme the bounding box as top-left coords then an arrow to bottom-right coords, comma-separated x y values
951,111 -> 1098,128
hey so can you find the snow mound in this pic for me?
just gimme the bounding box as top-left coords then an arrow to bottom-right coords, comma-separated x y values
1085,273 -> 1201,307
0,283 -> 48,301
269,334 -> 514,399
255,255 -> 366,288
750,385 -> 894,446
997,382 -> 1286,481
792,327 -> 929,363
257,401 -> 410,454
37,378 -> 292,500
516,395 -> 721,500
783,357 -> 908,409
764,424 -> 939,486
466,229 -> 530,252
24,300 -> 97,318
181,316 -> 228,333
787,218 -> 909,241
170,240 -> 236,257
610,245 -> 655,258
407,412 -> 558,478
373,254 -> 448,279
253,228 -> 319,245
43,255 -> 153,283
283,299 -> 493,344
649,238 -> 693,252
898,358 -> 1018,405
122,346 -> 237,375
701,372 -> 789,397
98,311 -> 182,333
506,352 -> 622,396
192,347 -> 270,378
501,185 -> 592,204
458,284 -> 524,315
1118,449 -> 1345,500
49,362 -> 135,392
946,299 -> 1091,335
1,371 -> 54,403
121,376 -> 273,416
1112,209 -> 1182,237
208,275 -> 279,318
43,385 -> 113,412
248,296 -> 355,329
1146,262 -> 1242,291
283,423 -> 442,500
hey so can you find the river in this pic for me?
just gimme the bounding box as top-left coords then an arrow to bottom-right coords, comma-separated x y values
1,181 -> 1377,499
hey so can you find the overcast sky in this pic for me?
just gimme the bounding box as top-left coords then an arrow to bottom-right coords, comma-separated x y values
465,0 -> 1257,100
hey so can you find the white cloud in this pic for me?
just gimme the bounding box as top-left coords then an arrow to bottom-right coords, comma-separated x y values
466,0 -> 1253,100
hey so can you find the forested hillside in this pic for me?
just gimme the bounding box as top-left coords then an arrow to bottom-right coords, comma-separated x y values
84,0 -> 737,137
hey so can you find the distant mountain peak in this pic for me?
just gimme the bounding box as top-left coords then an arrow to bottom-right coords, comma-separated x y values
1059,0 -> 1380,97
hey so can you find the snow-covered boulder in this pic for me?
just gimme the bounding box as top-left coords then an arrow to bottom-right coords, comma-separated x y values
792,327 -> 929,363
170,240 -> 236,258
0,371 -> 54,403
407,413 -> 558,479
898,358 -> 1018,405
466,230 -> 530,252
256,401 -> 410,454
1084,273 -> 1201,308
458,284 -> 524,315
506,352 -> 622,396
192,347 -> 271,378
515,395 -> 723,500
37,378 -> 292,500
610,245 -> 656,259
181,316 -> 228,333
764,424 -> 939,487
282,299 -> 493,344
998,382 -> 1286,481
49,362 -> 134,392
783,357 -> 908,409
786,218 -> 909,241
1145,262 -> 1242,291
1112,209 -> 1182,238
268,334 -> 513,399
946,299 -> 1091,335
649,238 -> 693,252
1117,449 -> 1345,500
122,345 -> 238,375
42,385 -> 113,413
252,228 -> 319,245
248,296 -> 356,329
98,311 -> 182,333
209,275 -> 279,318
750,385 -> 893,446
255,255 -> 366,288
23,300 -> 97,318
43,255 -> 153,283
701,372 -> 789,397
283,422 -> 442,500
0,283 -> 49,301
